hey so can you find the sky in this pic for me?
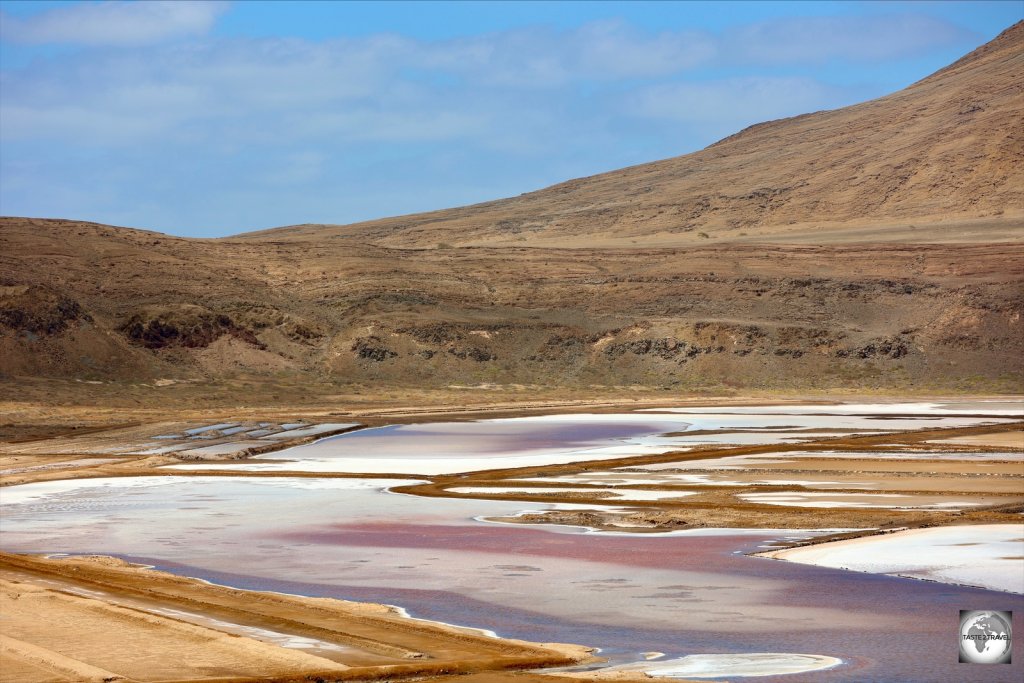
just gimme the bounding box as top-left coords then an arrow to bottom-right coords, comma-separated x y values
0,1 -> 1020,237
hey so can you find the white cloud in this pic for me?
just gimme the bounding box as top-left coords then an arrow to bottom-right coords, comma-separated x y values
572,20 -> 716,79
0,1 -> 227,46
420,20 -> 715,87
726,14 -> 977,64
293,106 -> 487,143
0,14 -> 974,147
259,150 -> 327,187
0,12 -> 980,234
627,77 -> 845,126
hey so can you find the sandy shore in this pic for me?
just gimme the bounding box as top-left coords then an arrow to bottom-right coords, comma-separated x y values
927,430 -> 1023,448
0,552 -> 594,683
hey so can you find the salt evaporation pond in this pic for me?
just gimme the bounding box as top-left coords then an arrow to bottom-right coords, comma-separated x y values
3,475 -> 1023,682
171,414 -> 699,474
168,408 -> 1016,475
640,401 -> 1024,416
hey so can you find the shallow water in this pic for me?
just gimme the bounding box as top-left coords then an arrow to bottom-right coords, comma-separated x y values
167,409 -> 1015,475
641,401 -> 1024,416
5,403 -> 1024,681
170,414 -> 699,474
2,475 -> 1023,681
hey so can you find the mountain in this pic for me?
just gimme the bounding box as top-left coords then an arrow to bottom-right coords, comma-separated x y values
2,24 -> 1022,403
245,21 -> 1023,248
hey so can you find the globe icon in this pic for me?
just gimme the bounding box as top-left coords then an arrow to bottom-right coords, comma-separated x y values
960,611 -> 1012,664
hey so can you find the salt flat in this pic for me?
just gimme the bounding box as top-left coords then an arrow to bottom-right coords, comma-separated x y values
590,652 -> 844,679
762,524 -> 1024,593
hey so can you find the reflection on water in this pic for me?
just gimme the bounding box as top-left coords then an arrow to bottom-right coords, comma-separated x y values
2,476 -> 1022,681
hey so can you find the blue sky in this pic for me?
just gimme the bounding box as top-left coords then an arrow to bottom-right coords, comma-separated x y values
1,1 -> 1020,237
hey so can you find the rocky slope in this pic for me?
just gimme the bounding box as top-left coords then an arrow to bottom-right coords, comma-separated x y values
2,219 -> 1020,393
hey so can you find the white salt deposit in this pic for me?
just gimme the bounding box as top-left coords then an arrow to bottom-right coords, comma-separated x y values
166,404 -> 1015,475
169,414 -> 697,475
738,491 -> 988,510
640,401 -> 1022,417
168,451 -> 670,475
604,652 -> 842,678
183,423 -> 238,435
0,476 -> 195,505
0,476 -> 419,506
763,524 -> 1024,593
258,423 -> 360,439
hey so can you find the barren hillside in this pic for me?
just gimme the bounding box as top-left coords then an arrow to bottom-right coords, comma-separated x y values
244,22 -> 1023,248
2,24 -> 1022,402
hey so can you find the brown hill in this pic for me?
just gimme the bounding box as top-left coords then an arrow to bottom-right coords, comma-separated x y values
247,21 -> 1024,248
2,25 -> 1022,402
